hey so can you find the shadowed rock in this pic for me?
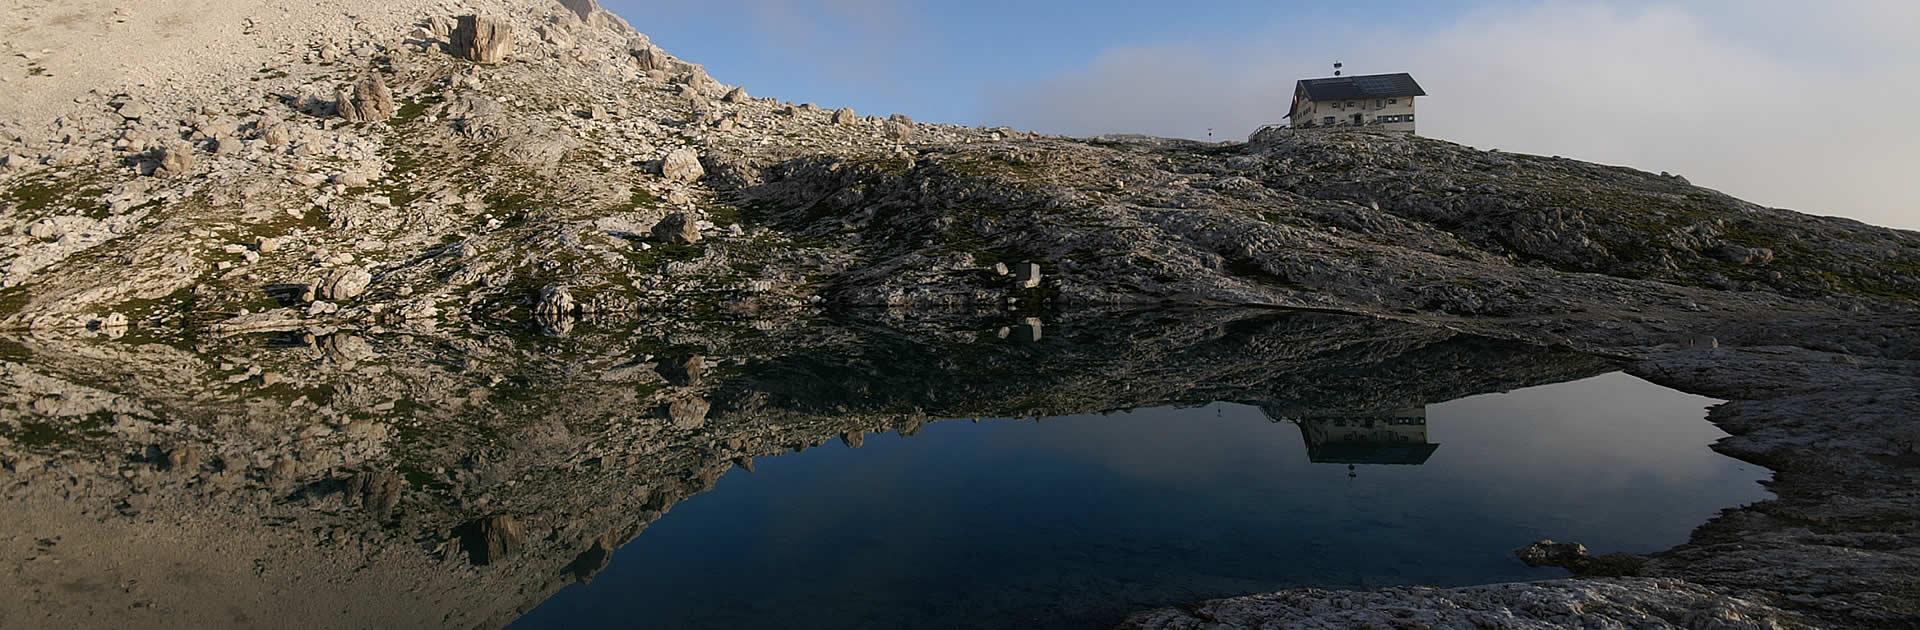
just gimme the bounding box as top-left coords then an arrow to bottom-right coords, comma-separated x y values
652,212 -> 699,245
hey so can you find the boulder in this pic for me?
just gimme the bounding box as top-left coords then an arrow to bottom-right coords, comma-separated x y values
656,355 -> 704,387
534,284 -> 574,319
466,515 -> 526,565
426,15 -> 457,38
831,107 -> 856,126
153,144 -> 197,178
115,101 -> 151,121
1014,262 -> 1042,289
651,212 -> 700,245
884,119 -> 914,142
631,45 -> 667,72
721,86 -> 748,103
667,397 -> 710,429
318,266 -> 373,301
451,15 -> 514,65
1516,540 -> 1589,568
24,219 -> 63,239
163,444 -> 202,473
346,471 -> 402,520
335,74 -> 395,123
659,148 -> 704,182
260,124 -> 292,147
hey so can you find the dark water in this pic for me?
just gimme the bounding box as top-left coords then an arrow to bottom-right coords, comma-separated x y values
512,371 -> 1770,630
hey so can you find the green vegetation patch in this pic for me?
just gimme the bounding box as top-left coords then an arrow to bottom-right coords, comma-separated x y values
2,173 -> 111,219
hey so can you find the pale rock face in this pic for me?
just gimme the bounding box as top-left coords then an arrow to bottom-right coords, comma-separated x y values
651,212 -> 700,245
832,107 -> 856,126
659,148 -> 703,182
335,74 -> 395,123
451,15 -> 514,65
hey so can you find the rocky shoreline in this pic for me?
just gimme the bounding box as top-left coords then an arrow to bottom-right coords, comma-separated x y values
3,0 -> 1917,627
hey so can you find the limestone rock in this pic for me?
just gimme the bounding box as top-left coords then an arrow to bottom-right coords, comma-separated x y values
24,219 -> 63,239
319,266 -> 373,301
153,144 -> 196,178
451,15 -> 514,65
659,148 -> 704,182
335,74 -> 395,123
557,0 -> 599,22
884,119 -> 914,142
721,86 -> 748,104
667,397 -> 709,429
651,212 -> 699,245
260,124 -> 292,147
115,101 -> 151,121
1014,262 -> 1042,289
656,355 -> 704,387
426,15 -> 457,38
534,284 -> 574,319
346,471 -> 402,520
467,515 -> 525,565
163,444 -> 202,473
831,107 -> 856,126
631,45 -> 667,72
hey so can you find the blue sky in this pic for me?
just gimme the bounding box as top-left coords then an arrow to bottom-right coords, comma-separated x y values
607,1 -> 1920,229
617,1 -> 1479,126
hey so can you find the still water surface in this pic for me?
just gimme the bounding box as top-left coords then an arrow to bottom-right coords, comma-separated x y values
514,371 -> 1770,629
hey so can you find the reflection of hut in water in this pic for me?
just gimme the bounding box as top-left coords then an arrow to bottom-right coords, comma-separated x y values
1262,406 -> 1438,465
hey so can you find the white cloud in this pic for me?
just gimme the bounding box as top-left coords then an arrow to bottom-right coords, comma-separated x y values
983,1 -> 1920,230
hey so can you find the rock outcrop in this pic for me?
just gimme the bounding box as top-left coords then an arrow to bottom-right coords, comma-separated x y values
335,74 -> 396,123
451,15 -> 514,64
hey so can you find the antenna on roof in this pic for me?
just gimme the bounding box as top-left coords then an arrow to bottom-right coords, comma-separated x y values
1333,61 -> 1343,77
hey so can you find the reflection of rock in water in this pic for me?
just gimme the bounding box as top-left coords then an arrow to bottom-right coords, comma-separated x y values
1266,407 -> 1438,465
0,308 -> 1614,629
